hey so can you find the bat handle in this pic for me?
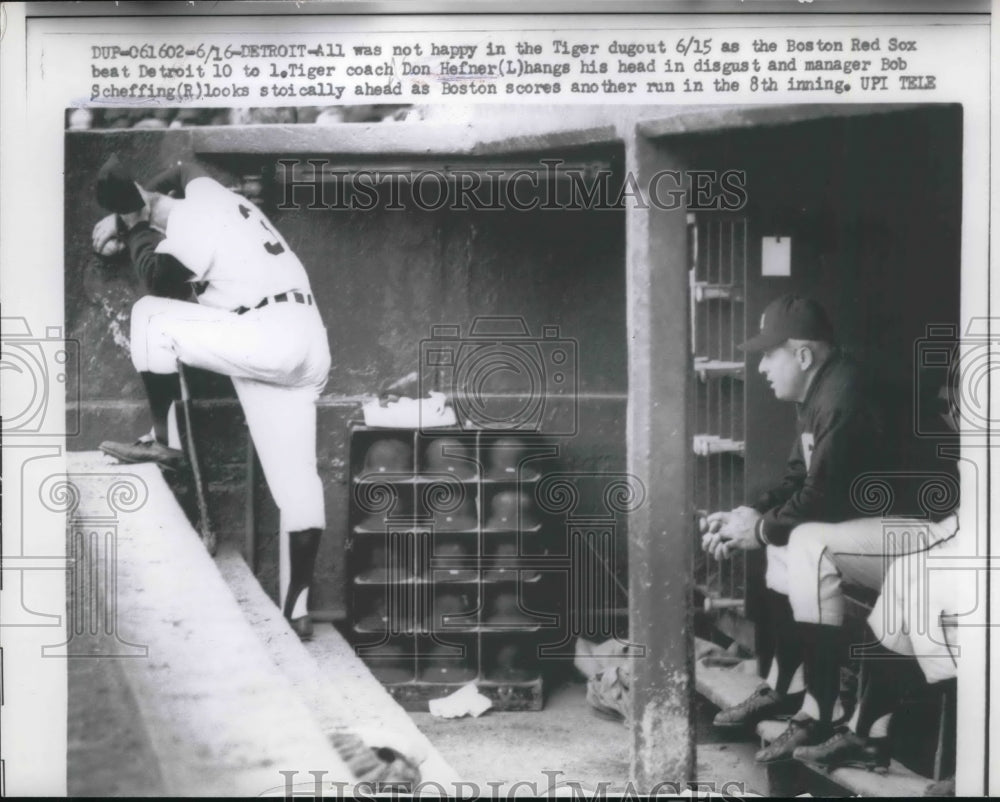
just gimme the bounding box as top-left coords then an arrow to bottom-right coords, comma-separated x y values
178,361 -> 217,556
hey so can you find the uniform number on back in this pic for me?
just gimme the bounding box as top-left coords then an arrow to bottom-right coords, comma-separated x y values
239,203 -> 286,256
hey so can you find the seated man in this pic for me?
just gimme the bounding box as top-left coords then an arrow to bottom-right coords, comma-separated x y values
702,295 -> 881,760
91,154 -> 332,640
793,520 -> 964,796
751,379 -> 961,763
757,510 -> 958,763
704,294 -> 958,763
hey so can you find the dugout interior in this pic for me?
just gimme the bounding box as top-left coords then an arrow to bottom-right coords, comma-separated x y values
65,104 -> 963,785
64,116 -> 630,649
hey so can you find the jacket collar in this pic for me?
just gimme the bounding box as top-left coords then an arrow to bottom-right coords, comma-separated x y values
799,347 -> 841,410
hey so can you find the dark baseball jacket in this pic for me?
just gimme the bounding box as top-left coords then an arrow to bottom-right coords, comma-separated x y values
752,350 -> 883,547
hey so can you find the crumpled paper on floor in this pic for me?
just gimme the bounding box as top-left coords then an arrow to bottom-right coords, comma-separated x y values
428,682 -> 493,719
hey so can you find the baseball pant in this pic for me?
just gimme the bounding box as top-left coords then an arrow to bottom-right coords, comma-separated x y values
868,547 -> 960,684
130,295 -> 331,533
767,514 -> 958,627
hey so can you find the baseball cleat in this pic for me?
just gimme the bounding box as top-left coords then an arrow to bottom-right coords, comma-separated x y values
713,683 -> 802,729
100,436 -> 187,471
289,615 -> 314,641
755,717 -> 831,764
792,727 -> 890,773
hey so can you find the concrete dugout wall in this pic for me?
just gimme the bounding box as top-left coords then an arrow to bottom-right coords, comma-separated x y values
64,124 -> 628,622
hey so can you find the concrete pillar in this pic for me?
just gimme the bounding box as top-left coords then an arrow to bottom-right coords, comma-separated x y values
624,126 -> 694,789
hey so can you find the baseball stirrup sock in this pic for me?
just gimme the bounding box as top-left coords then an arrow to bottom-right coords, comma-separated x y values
283,528 -> 322,620
767,590 -> 805,696
855,628 -> 926,738
801,623 -> 846,723
140,371 -> 181,443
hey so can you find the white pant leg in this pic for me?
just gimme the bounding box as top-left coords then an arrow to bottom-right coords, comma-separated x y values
785,515 -> 958,626
131,296 -> 231,374
130,296 -> 331,388
130,296 -> 331,532
234,378 -> 325,533
868,550 -> 959,684
764,544 -> 789,596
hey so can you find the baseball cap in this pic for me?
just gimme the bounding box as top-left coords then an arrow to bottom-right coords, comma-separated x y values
96,154 -> 145,213
740,294 -> 836,352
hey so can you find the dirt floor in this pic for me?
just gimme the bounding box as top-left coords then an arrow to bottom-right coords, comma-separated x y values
69,638 -> 766,797
410,678 -> 767,796
69,634 -> 766,797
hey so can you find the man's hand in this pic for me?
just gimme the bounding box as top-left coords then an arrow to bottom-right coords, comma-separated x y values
719,505 -> 763,553
702,506 -> 763,558
92,214 -> 124,257
702,511 -> 731,560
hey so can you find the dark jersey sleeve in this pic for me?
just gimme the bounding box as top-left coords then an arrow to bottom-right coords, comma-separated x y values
758,403 -> 877,546
123,221 -> 196,300
751,437 -> 807,515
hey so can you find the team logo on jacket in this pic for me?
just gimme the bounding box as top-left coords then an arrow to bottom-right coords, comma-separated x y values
801,433 -> 815,471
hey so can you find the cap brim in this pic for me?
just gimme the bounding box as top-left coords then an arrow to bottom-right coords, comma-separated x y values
739,330 -> 787,352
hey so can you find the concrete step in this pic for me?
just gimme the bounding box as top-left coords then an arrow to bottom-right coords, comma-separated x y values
66,452 -> 352,796
216,545 -> 462,790
693,634 -> 939,796
693,636 -> 762,712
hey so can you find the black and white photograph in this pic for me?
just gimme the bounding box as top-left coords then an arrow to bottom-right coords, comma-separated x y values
1,3 -> 995,798
59,99 -> 969,797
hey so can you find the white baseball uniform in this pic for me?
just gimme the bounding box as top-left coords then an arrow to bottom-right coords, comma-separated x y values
128,176 -> 331,540
868,520 -> 968,684
781,512 -> 958,627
